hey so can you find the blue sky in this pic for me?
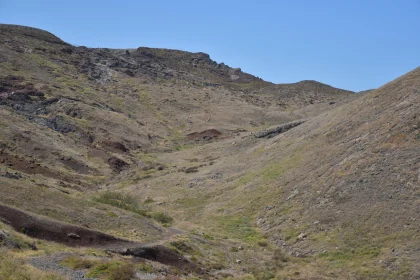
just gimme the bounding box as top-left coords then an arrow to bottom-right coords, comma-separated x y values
1,0 -> 419,91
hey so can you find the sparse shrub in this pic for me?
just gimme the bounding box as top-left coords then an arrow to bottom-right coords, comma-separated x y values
94,191 -> 148,217
273,248 -> 289,269
86,261 -> 121,278
255,270 -> 276,280
230,247 -> 239,252
136,262 -> 154,273
86,261 -> 135,280
106,262 -> 136,280
170,240 -> 193,253
95,191 -> 173,224
257,240 -> 268,247
60,256 -> 99,269
151,212 -> 173,224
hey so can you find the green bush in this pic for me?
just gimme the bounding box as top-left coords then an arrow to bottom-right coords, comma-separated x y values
106,263 -> 136,280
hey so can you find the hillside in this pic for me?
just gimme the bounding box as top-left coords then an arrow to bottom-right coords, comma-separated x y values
0,24 -> 418,279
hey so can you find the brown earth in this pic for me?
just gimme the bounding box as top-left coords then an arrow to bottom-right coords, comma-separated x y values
186,129 -> 223,142
0,203 -> 121,247
0,203 -> 198,273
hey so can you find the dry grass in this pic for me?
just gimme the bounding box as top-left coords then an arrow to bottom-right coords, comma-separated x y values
0,24 -> 419,278
0,249 -> 63,280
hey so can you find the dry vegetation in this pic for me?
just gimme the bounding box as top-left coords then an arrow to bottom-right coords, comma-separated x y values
0,24 -> 419,279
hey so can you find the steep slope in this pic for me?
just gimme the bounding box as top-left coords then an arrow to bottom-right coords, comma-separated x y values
250,67 -> 420,278
3,23 -> 408,279
132,67 -> 419,278
0,23 -> 355,197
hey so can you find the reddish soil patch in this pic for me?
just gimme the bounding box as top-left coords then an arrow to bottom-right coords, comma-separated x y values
0,150 -> 85,184
0,150 -> 60,179
0,204 -> 123,247
186,129 -> 222,142
59,157 -> 99,175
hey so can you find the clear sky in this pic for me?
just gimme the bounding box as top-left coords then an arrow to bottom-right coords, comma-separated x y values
1,0 -> 419,91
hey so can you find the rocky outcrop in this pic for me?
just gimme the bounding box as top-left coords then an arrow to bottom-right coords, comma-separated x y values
107,156 -> 129,173
254,120 -> 305,138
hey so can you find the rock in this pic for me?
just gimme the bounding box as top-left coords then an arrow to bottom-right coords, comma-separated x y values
0,217 -> 10,224
3,171 -> 23,179
256,218 -> 266,227
286,189 -> 299,201
0,229 -> 9,242
124,69 -> 135,76
107,156 -> 129,173
297,233 -> 307,240
209,172 -> 223,180
67,233 -> 81,239
254,120 -> 305,139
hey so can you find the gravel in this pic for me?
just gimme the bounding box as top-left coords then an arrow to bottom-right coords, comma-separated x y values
29,253 -> 97,280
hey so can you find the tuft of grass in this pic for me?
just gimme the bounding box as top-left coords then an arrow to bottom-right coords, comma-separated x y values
94,191 -> 173,224
86,261 -> 135,280
151,212 -> 173,225
170,240 -> 193,254
257,240 -> 268,247
214,216 -> 264,244
318,246 -> 381,265
105,262 -> 136,280
60,256 -> 99,270
94,191 -> 148,217
135,262 -> 154,273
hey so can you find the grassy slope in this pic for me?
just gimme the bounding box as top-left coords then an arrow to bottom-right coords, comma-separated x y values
116,68 -> 419,279
2,24 -> 417,279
